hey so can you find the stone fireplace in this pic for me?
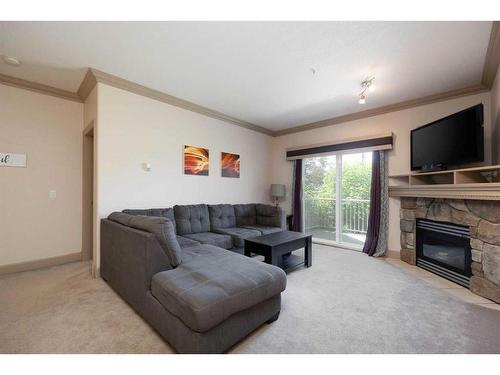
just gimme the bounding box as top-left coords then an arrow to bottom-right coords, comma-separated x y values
399,197 -> 500,303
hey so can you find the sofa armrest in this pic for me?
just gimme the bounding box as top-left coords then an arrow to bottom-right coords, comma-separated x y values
100,219 -> 172,313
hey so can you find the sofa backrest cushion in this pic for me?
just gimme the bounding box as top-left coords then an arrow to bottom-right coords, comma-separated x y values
174,204 -> 210,235
129,215 -> 182,267
122,208 -> 176,233
234,204 -> 257,226
208,204 -> 236,229
256,204 -> 284,228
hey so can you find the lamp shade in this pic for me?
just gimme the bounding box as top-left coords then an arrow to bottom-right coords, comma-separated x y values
271,184 -> 286,198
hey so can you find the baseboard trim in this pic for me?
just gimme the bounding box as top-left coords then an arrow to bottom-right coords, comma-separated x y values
92,265 -> 100,279
0,252 -> 82,276
385,250 -> 400,259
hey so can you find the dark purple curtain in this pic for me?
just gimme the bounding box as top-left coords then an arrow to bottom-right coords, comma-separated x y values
363,151 -> 381,256
291,159 -> 303,232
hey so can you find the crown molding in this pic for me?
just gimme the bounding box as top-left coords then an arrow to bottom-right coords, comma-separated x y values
274,22 -> 498,137
77,68 -> 273,136
78,68 -> 488,138
77,68 -> 98,101
482,21 -> 500,88
273,84 -> 488,137
4,21 -> 497,140
0,73 -> 82,102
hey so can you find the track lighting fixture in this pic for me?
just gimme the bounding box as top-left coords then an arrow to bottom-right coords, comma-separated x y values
358,77 -> 375,104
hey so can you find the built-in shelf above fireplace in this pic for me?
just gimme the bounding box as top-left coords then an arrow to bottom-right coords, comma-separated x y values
389,164 -> 500,200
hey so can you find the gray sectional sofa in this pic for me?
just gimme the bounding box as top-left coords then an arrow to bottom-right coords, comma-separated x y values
101,203 -> 287,353
123,203 -> 285,253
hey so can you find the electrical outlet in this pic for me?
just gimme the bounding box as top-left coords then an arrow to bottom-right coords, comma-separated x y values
49,190 -> 57,199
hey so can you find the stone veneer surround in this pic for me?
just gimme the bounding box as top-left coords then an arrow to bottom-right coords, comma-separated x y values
399,197 -> 500,303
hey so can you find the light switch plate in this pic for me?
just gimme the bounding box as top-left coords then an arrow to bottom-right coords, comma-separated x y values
142,162 -> 151,172
49,190 -> 57,199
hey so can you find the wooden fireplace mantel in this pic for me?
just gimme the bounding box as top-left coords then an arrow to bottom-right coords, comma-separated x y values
388,164 -> 500,201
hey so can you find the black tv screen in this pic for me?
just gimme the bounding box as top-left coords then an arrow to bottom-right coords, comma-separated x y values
411,104 -> 484,171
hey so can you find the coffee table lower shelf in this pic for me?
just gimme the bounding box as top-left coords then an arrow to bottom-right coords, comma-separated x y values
278,253 -> 307,273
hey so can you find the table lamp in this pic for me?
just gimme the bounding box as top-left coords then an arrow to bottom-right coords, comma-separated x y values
271,184 -> 286,207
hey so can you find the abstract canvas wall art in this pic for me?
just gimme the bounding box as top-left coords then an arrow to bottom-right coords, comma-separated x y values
221,152 -> 240,178
184,145 -> 209,176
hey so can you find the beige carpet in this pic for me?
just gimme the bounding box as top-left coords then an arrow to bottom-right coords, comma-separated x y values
1,245 -> 500,354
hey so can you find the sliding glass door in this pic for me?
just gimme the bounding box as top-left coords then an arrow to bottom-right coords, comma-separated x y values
303,151 -> 372,249
304,155 -> 337,242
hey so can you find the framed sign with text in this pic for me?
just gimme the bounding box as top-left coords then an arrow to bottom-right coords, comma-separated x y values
0,152 -> 27,168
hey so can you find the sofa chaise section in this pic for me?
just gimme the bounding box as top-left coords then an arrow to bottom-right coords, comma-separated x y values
101,214 -> 287,353
151,244 -> 286,333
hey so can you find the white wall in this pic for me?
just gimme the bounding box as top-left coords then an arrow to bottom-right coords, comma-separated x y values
0,84 -> 83,266
491,65 -> 500,164
94,83 -> 273,270
270,92 -> 492,253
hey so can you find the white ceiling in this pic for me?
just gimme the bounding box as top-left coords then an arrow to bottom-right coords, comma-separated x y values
0,21 -> 492,131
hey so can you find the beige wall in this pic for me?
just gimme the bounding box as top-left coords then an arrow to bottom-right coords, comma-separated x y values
1,78 -> 496,271
491,65 -> 500,164
84,86 -> 98,129
0,84 -> 83,266
270,92 -> 492,253
93,83 -> 273,271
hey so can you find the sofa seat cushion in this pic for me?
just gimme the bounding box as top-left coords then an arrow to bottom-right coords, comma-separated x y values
183,232 -> 233,249
151,244 -> 287,332
212,227 -> 261,248
241,225 -> 282,235
176,235 -> 200,249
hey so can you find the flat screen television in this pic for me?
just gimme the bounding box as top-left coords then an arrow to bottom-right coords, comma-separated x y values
411,104 -> 484,171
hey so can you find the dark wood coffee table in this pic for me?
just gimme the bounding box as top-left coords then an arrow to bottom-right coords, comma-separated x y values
244,230 -> 312,273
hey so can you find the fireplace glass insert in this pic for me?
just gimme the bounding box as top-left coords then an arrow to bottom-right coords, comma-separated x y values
416,219 -> 472,287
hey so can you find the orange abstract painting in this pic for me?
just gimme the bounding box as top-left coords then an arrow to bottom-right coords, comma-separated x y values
221,152 -> 240,178
184,145 -> 209,176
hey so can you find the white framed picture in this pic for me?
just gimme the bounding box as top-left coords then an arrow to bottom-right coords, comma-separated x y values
0,152 -> 27,168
